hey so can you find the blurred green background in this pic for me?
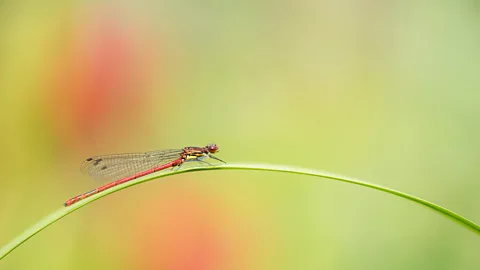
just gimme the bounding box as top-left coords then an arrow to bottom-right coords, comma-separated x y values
1,1 -> 479,269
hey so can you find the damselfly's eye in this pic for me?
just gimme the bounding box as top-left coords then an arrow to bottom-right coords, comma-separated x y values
208,144 -> 218,153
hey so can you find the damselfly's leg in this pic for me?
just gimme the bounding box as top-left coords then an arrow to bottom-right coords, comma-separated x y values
196,159 -> 213,166
184,155 -> 213,166
173,162 -> 184,171
173,156 -> 209,171
171,159 -> 186,171
173,155 -> 224,171
208,154 -> 226,164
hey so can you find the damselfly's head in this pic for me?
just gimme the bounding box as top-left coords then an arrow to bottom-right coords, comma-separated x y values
206,144 -> 219,154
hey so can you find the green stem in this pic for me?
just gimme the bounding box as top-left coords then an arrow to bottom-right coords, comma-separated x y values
1,163 -> 478,260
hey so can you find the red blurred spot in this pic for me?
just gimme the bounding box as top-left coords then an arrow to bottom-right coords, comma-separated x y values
48,5 -> 159,151
135,188 -> 231,270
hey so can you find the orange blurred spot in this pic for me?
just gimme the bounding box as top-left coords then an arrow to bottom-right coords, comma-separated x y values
47,5 -> 160,151
134,187 -> 232,270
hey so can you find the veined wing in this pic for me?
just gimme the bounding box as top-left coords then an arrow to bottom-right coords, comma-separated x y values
80,149 -> 184,181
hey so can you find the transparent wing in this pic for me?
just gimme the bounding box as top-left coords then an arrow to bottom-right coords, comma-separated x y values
80,149 -> 183,181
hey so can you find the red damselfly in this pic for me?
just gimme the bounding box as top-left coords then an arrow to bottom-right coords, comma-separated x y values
64,144 -> 225,206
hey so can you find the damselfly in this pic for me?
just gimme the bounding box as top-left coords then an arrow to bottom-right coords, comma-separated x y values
64,144 -> 225,206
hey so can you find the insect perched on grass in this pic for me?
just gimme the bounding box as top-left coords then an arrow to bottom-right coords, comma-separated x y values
64,144 -> 225,206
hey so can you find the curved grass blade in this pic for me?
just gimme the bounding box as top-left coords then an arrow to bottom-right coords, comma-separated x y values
1,163 -> 478,260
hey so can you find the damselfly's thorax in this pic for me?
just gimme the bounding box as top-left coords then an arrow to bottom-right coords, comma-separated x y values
182,144 -> 219,159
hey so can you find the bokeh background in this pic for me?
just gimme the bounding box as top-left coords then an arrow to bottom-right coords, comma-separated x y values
1,1 -> 479,269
